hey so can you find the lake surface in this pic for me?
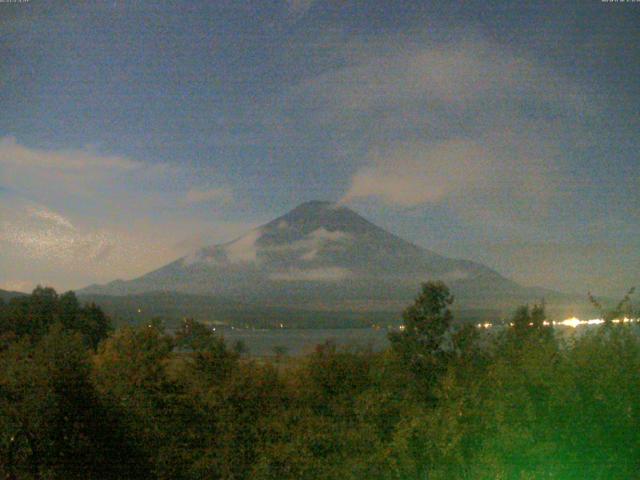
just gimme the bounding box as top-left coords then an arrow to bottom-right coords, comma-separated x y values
187,321 -> 640,357
217,327 -> 391,356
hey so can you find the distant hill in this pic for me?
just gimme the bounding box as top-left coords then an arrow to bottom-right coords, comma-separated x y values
80,201 -> 593,323
78,291 -> 403,329
0,289 -> 27,302
78,291 -> 508,329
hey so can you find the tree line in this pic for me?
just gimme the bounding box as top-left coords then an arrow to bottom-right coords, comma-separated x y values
0,283 -> 638,479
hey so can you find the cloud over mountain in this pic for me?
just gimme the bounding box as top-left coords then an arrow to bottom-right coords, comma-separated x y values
280,36 -> 588,223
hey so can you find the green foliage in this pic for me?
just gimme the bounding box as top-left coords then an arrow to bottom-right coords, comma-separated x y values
253,342 -> 379,480
590,286 -> 636,324
2,284 -> 640,479
0,287 -> 112,349
174,318 -> 213,350
0,326 -> 146,479
388,281 -> 454,395
92,323 -> 176,477
504,303 -> 554,350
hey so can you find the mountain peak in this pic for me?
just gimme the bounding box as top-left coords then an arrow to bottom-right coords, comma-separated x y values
294,200 -> 335,209
282,200 -> 342,220
263,200 -> 377,237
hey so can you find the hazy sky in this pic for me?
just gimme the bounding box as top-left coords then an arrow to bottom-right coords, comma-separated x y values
1,1 -> 638,297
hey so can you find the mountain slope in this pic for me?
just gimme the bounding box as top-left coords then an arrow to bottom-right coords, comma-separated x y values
80,201 -> 585,316
0,289 -> 27,302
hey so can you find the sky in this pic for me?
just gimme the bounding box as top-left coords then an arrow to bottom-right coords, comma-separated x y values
0,0 -> 638,297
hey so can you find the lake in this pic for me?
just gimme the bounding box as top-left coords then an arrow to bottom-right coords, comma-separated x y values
216,327 -> 391,356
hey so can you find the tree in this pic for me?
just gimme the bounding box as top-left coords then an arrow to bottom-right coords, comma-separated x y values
76,302 -> 111,350
506,303 -> 553,347
0,325 -> 146,479
0,288 -> 111,349
58,291 -> 80,329
27,286 -> 59,337
58,291 -> 112,349
388,281 -> 454,394
93,324 -> 176,479
175,318 -> 216,351
589,287 -> 636,324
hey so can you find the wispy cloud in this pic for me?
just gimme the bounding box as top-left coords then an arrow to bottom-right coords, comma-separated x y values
27,206 -> 75,230
267,227 -> 352,261
0,136 -> 151,202
280,35 -> 589,225
287,37 -> 589,121
341,140 -> 492,206
0,195 -> 255,290
225,229 -> 262,263
1,202 -> 116,263
0,137 -> 235,215
0,136 -> 140,171
0,139 -> 239,290
0,280 -> 34,293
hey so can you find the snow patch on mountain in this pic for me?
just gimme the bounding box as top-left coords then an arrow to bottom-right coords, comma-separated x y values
226,229 -> 262,263
270,267 -> 351,282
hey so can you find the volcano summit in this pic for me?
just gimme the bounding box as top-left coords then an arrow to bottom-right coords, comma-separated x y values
81,201 -> 581,319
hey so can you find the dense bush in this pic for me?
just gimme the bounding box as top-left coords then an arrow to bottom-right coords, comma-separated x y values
1,284 -> 638,479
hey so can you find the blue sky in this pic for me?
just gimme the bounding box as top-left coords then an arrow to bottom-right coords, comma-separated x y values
0,0 -> 638,296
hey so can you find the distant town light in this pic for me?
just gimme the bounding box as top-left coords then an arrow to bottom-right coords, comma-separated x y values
473,316 -> 637,330
559,317 -> 581,328
557,317 -> 636,328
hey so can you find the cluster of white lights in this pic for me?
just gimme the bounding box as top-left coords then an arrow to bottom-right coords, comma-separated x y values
475,317 -> 638,329
558,316 -> 637,328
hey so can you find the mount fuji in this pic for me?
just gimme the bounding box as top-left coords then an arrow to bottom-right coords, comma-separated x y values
80,201 -> 584,323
